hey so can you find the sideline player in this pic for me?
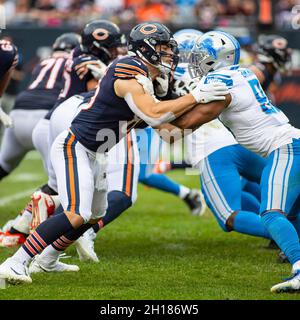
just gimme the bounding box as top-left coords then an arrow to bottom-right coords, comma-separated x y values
0,33 -> 80,181
0,38 -> 18,130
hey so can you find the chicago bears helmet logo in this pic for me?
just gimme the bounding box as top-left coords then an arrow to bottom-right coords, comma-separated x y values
140,24 -> 158,35
92,28 -> 109,41
272,38 -> 287,49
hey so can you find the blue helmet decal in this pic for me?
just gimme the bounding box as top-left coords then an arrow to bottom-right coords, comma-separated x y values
199,37 -> 221,59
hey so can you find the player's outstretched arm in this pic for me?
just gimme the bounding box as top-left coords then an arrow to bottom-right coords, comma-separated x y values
115,78 -> 197,127
115,76 -> 229,127
171,94 -> 232,130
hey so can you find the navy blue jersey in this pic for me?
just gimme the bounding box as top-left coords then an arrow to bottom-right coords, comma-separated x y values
56,46 -> 100,105
0,40 -> 18,79
255,62 -> 274,91
13,51 -> 69,110
70,55 -> 149,152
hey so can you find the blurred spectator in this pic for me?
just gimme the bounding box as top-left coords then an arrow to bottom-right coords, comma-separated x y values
4,0 -> 299,31
275,0 -> 300,29
194,0 -> 222,29
135,0 -> 175,23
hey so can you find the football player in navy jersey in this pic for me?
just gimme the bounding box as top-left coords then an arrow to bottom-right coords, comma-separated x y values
0,21 -> 127,248
0,38 -> 18,128
250,34 -> 292,93
0,33 -> 80,184
0,22 -> 228,284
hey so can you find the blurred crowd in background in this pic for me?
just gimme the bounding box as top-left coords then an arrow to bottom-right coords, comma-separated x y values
2,0 -> 300,31
1,0 -> 300,113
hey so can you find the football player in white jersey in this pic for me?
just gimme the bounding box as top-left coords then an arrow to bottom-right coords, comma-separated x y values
172,29 -> 270,240
170,31 -> 300,293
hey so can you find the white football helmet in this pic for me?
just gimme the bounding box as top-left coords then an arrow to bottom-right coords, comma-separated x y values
189,31 -> 241,78
173,29 -> 203,81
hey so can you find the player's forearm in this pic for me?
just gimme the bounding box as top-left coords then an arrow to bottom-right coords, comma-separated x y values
125,92 -> 196,127
152,93 -> 196,118
172,100 -> 227,130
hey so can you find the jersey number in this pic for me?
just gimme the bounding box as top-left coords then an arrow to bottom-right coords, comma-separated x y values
58,58 -> 73,99
247,78 -> 279,114
29,58 -> 64,90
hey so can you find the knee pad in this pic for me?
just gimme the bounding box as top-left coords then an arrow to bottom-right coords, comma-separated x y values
40,183 -> 58,196
0,165 -> 9,180
107,190 -> 132,213
225,211 -> 239,232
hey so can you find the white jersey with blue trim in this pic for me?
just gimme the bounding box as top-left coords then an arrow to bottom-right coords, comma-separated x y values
203,66 -> 300,157
174,63 -> 237,167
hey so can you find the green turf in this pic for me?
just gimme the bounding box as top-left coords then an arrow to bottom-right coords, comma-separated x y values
0,151 -> 298,300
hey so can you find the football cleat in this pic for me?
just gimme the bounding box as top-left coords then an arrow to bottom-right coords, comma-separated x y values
278,251 -> 289,264
30,191 -> 56,233
266,239 -> 279,250
0,231 -> 26,248
0,257 -> 32,285
75,229 -> 99,263
2,218 -> 18,233
271,270 -> 300,293
183,189 -> 207,216
29,255 -> 79,274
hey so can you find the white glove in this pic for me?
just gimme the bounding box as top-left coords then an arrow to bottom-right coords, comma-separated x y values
154,74 -> 169,97
86,61 -> 107,80
135,74 -> 155,96
190,82 -> 229,104
0,107 -> 13,128
75,59 -> 107,80
173,78 -> 198,96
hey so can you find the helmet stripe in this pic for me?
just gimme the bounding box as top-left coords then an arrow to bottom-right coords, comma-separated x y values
216,31 -> 240,65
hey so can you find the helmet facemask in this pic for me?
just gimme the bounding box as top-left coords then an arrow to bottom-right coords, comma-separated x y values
135,37 -> 179,75
188,49 -> 216,78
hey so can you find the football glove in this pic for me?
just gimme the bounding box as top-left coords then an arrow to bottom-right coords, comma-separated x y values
154,74 -> 169,98
190,82 -> 229,104
75,59 -> 106,80
173,79 -> 198,96
0,107 -> 13,128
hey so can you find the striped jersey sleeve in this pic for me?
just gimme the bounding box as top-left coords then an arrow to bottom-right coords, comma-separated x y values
204,72 -> 233,88
113,56 -> 149,79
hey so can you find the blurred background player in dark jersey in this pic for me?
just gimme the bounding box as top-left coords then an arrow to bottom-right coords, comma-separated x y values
0,38 -> 18,131
250,34 -> 292,95
0,32 -> 80,184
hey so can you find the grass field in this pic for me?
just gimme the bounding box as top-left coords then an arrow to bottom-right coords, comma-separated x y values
0,151 -> 298,300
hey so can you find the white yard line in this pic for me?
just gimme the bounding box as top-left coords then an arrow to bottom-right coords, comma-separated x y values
9,173 -> 44,182
0,189 -> 33,207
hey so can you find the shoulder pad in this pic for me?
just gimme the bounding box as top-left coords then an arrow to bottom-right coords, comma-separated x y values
114,56 -> 148,79
204,72 -> 233,88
